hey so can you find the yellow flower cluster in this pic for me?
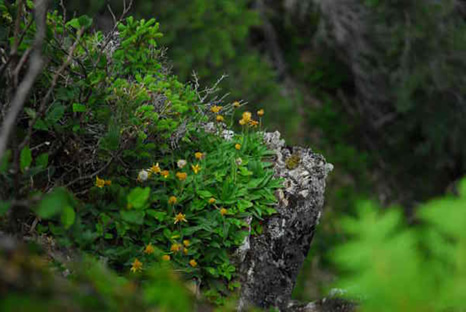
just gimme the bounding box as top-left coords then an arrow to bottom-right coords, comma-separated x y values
191,164 -> 201,174
144,243 -> 155,255
176,172 -> 187,181
211,105 -> 222,113
168,196 -> 177,205
171,243 -> 182,252
130,258 -> 143,273
174,212 -> 187,224
238,110 -> 263,127
95,176 -> 111,188
150,163 -> 161,174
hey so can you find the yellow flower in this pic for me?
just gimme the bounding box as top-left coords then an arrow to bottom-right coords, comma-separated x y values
189,259 -> 197,267
161,170 -> 170,179
130,258 -> 143,273
191,164 -> 201,174
208,198 -> 216,204
162,255 -> 171,261
235,143 -> 241,150
144,243 -> 155,255
150,163 -> 161,174
239,118 -> 247,126
174,212 -> 187,224
176,172 -> 188,181
233,101 -> 241,108
183,248 -> 189,255
257,109 -> 264,117
211,105 -> 222,113
95,176 -> 106,188
168,196 -> 177,205
216,115 -> 224,122
242,111 -> 252,123
195,152 -> 204,160
220,208 -> 228,216
249,120 -> 259,127
104,179 -> 112,186
183,240 -> 190,247
170,243 -> 181,253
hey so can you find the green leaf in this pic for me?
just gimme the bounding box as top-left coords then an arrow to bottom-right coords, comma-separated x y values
36,188 -> 69,219
33,119 -> 48,131
0,201 -> 11,216
197,190 -> 213,198
61,205 -> 76,229
45,104 -> 65,124
35,153 -> 49,169
78,15 -> 93,28
72,103 -> 86,112
0,149 -> 11,173
237,199 -> 253,212
120,210 -> 145,225
24,107 -> 36,119
146,209 -> 166,221
127,187 -> 151,209
20,146 -> 32,172
205,267 -> 219,277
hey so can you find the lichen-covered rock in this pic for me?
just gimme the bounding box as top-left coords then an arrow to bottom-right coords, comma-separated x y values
238,131 -> 331,311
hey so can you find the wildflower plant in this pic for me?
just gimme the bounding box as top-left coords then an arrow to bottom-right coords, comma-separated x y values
0,5 -> 283,305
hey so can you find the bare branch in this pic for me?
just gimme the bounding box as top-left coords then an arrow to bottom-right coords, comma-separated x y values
19,27 -> 84,151
0,0 -> 50,161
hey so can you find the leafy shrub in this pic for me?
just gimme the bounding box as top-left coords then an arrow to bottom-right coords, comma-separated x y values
331,178 -> 466,312
0,1 -> 282,304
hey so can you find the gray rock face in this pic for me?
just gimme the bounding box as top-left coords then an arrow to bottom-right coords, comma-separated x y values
238,131 -> 330,310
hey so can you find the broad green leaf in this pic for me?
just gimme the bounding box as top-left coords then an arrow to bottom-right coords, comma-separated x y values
72,103 -> 86,112
20,146 -> 32,172
147,209 -> 167,221
197,190 -> 213,198
121,210 -> 145,224
127,187 -> 150,209
45,104 -> 65,124
66,18 -> 80,29
78,15 -> 93,28
61,205 -> 76,229
36,153 -> 49,169
33,119 -> 48,130
0,201 -> 11,216
237,199 -> 253,212
36,188 -> 68,219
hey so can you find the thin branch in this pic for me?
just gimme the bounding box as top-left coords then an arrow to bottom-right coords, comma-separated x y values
19,27 -> 84,151
0,0 -> 50,161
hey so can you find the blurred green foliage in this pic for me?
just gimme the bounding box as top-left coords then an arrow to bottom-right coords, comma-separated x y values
0,239 -> 194,312
331,178 -> 466,311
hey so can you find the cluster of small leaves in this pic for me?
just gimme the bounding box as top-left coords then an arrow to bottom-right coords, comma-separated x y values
0,3 -> 283,305
331,178 -> 466,312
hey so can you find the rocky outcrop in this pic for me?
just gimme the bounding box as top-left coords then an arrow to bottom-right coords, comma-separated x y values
238,131 -> 332,310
